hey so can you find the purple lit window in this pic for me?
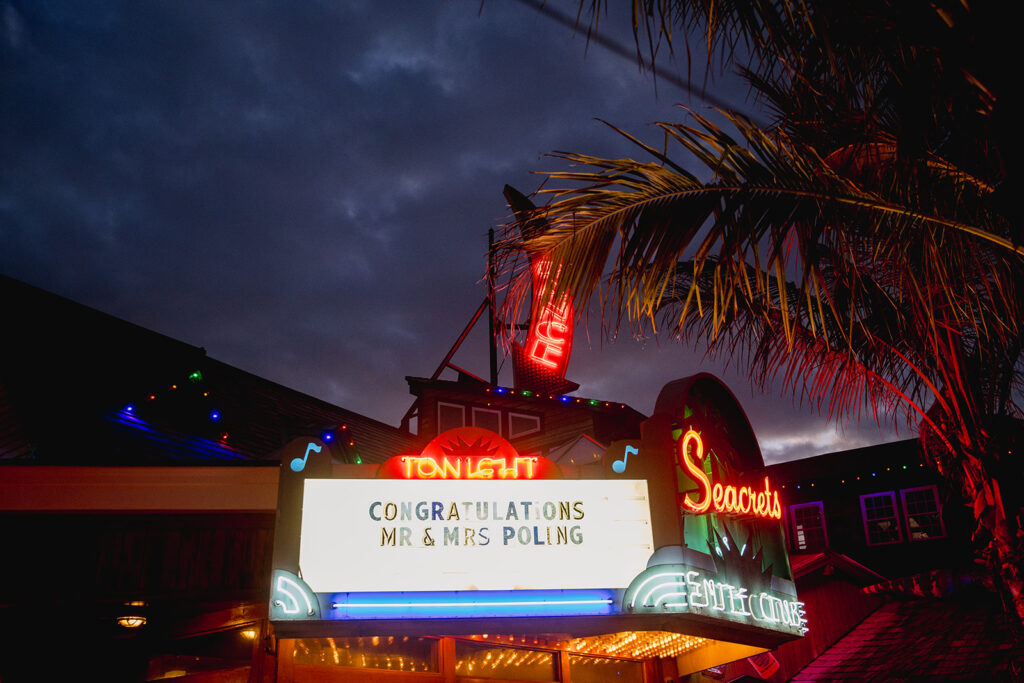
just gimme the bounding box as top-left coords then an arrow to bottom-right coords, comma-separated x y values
789,502 -> 828,551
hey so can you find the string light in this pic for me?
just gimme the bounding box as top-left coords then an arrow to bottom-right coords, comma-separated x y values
778,459 -> 936,492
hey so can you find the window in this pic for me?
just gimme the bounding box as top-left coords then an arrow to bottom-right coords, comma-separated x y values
860,491 -> 902,545
292,636 -> 438,672
901,485 -> 945,541
438,402 -> 465,432
472,407 -> 502,434
789,502 -> 828,551
508,412 -> 541,439
569,655 -> 643,683
146,624 -> 258,681
454,641 -> 557,681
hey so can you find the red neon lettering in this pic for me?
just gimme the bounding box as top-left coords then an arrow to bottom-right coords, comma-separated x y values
536,319 -> 569,344
542,301 -> 570,325
678,431 -> 782,520
679,430 -> 712,513
523,257 -> 574,374
711,482 -> 724,509
529,337 -> 565,369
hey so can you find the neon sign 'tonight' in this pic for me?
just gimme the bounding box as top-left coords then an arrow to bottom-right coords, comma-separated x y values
678,430 -> 782,520
399,456 -> 540,480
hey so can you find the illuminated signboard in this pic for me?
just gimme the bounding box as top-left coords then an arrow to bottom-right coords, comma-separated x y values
299,479 -> 653,594
271,377 -> 807,647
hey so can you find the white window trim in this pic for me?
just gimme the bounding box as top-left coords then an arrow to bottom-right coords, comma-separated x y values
437,402 -> 466,432
471,407 -> 502,435
507,411 -> 542,439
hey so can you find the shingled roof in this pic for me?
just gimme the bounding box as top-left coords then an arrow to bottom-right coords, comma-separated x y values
790,593 -> 1024,681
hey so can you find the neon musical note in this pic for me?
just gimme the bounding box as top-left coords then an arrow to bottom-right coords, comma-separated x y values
290,442 -> 322,472
612,445 -> 638,474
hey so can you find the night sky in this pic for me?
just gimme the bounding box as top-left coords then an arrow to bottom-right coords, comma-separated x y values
0,1 -> 903,462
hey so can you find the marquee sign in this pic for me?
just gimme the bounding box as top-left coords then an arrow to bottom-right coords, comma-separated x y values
270,376 -> 806,647
299,478 -> 653,594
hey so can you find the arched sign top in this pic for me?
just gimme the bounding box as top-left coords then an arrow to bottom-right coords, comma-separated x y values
653,373 -> 764,472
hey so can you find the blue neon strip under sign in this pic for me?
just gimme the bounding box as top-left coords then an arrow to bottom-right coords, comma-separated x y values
328,589 -> 617,619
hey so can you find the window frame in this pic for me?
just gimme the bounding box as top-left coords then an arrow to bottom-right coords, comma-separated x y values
900,484 -> 946,542
788,501 -> 828,552
437,401 -> 466,433
471,406 -> 503,435
453,638 -> 560,681
859,490 -> 903,546
507,411 -> 542,439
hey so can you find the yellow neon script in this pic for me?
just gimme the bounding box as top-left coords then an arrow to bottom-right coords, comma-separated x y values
678,430 -> 782,520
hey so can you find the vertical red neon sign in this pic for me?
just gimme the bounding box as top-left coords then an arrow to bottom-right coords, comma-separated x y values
525,257 -> 573,375
511,255 -> 577,394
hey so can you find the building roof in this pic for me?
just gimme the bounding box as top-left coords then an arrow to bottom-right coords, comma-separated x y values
0,275 -> 417,465
768,438 -> 921,485
790,593 -> 1024,681
789,550 -> 886,583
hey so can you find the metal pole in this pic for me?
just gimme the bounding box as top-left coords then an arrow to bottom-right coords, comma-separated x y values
488,228 -> 498,386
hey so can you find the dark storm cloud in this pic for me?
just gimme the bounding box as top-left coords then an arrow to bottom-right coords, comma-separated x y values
0,0 -> 898,460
